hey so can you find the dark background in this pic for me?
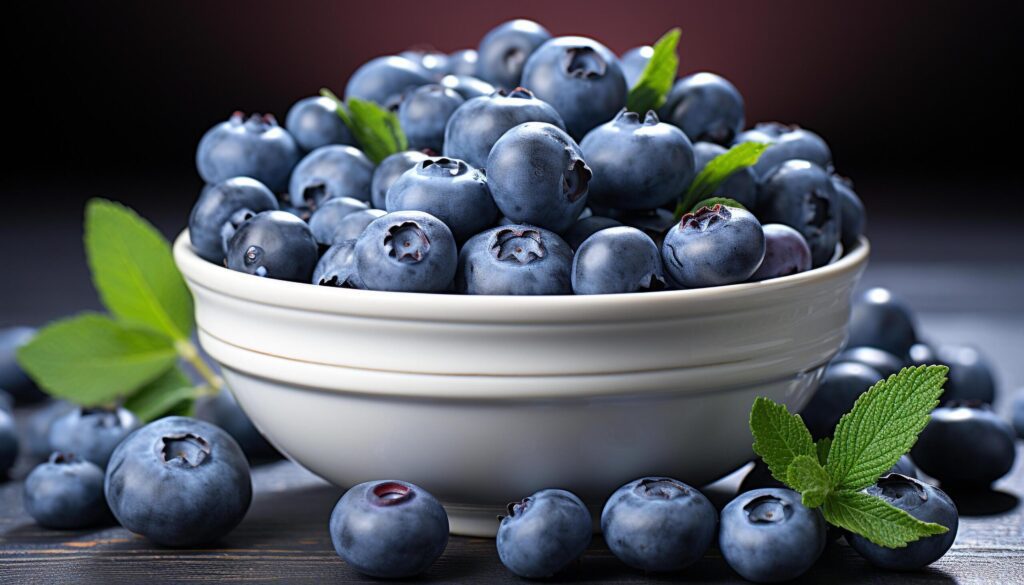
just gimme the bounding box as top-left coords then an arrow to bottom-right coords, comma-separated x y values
1,0 -> 1022,326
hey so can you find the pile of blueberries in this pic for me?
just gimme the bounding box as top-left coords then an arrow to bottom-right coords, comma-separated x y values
189,19 -> 864,295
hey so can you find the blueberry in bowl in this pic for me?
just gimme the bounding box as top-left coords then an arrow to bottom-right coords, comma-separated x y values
196,112 -> 300,193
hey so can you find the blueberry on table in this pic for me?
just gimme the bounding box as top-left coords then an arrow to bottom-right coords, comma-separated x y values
487,122 -> 591,233
354,211 -> 457,293
910,402 -> 1016,486
385,157 -> 497,242
660,72 -> 745,145
226,211 -> 319,282
438,74 -> 495,101
0,408 -> 18,476
602,477 -> 717,572
759,159 -> 841,268
620,45 -> 653,87
847,287 -> 919,358
580,109 -> 696,211
284,96 -> 354,152
343,55 -> 432,107
749,223 -> 812,281
692,141 -> 759,209
848,474 -> 958,570
0,326 -> 46,403
563,215 -> 622,250
195,112 -> 300,193
800,362 -> 882,439
572,227 -> 666,295
188,177 -> 279,263
935,344 -> 997,404
312,240 -> 364,289
475,19 -> 552,90
48,406 -> 140,469
329,480 -> 449,578
497,488 -> 591,579
446,49 -> 478,77
194,390 -> 279,462
24,453 -> 110,529
442,87 -> 565,170
370,150 -> 430,210
328,209 -> 387,243
521,36 -> 628,139
831,175 -> 865,250
719,488 -> 826,583
104,416 -> 252,547
288,144 -> 375,208
661,204 -> 766,288
456,225 -> 574,295
398,84 -> 465,152
734,122 -> 832,179
307,197 -> 370,246
833,346 -> 906,379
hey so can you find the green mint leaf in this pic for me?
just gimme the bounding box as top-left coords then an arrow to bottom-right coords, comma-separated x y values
123,367 -> 197,422
625,28 -> 680,114
786,455 -> 832,508
320,89 -> 407,164
85,199 -> 194,341
826,365 -> 948,492
674,142 -> 769,219
816,437 -> 833,465
16,313 -> 177,405
823,490 -> 948,548
750,396 -> 816,485
690,197 -> 746,213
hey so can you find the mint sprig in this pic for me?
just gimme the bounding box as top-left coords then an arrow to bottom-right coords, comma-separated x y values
626,28 -> 680,115
320,88 -> 408,164
674,142 -> 769,220
750,365 -> 951,548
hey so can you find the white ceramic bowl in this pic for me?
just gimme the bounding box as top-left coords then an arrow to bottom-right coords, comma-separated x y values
173,232 -> 868,536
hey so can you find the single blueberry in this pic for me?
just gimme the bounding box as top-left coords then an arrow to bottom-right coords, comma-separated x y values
487,122 -> 591,233
833,346 -> 906,379
288,145 -> 375,208
355,211 -> 458,293
194,391 -> 279,462
719,488 -> 826,583
344,55 -> 432,106
308,197 -> 370,246
734,122 -> 832,179
226,210 -> 319,282
329,480 -> 449,578
831,175 -> 865,250
620,45 -> 653,87
446,49 -> 478,77
563,216 -> 622,250
521,36 -> 628,139
660,72 -> 745,145
0,326 -> 45,403
847,287 -> 918,358
0,409 -> 18,476
800,361 -> 882,439
572,227 -> 666,295
24,400 -> 75,460
196,112 -> 300,193
749,223 -> 812,281
661,204 -> 766,288
24,453 -> 110,529
398,84 -> 465,152
759,160 -> 841,268
935,344 -> 997,404
497,488 -> 591,579
911,402 -> 1016,486
438,74 -> 496,100
456,225 -> 574,295
386,157 -> 497,242
580,109 -> 696,210
312,240 -> 364,289
848,474 -> 958,570
693,141 -> 759,209
602,477 -> 717,572
476,19 -> 552,90
284,96 -> 354,152
188,177 -> 279,263
48,406 -> 140,469
105,416 -> 252,546
371,150 -> 430,210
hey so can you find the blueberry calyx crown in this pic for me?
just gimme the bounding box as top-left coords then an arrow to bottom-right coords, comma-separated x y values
614,108 -> 661,127
805,189 -> 831,229
420,157 -> 468,178
48,452 -> 79,465
80,406 -> 124,429
384,222 -> 431,263
244,245 -> 264,268
562,157 -> 590,202
301,182 -> 329,208
563,46 -> 607,79
369,481 -> 416,507
501,496 -> 532,520
871,473 -> 929,508
502,87 -> 535,100
634,478 -> 690,499
160,433 -> 211,468
744,494 -> 792,524
680,204 -> 731,232
230,111 -> 279,132
492,227 -> 546,265
638,272 -> 667,292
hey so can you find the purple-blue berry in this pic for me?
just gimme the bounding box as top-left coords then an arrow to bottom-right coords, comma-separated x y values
354,211 -> 457,293
226,210 -> 319,282
456,225 -> 574,295
759,159 -> 841,268
475,19 -> 552,90
195,112 -> 300,193
661,72 -> 745,145
308,197 -> 370,246
24,453 -> 110,529
661,204 -> 766,288
285,96 -> 354,152
749,223 -> 812,281
911,402 -> 1016,486
288,145 -> 375,208
188,177 -> 279,262
371,150 -> 430,210
398,84 -> 465,152
385,157 -> 496,242
572,227 -> 666,294
344,55 -> 432,107
313,239 -> 364,289
497,489 -> 591,579
48,407 -> 140,469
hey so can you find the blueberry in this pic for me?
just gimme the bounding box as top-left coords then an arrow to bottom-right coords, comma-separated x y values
312,240 -> 364,289
563,216 -> 622,250
194,391 -> 279,462
105,416 -> 252,546
0,389 -> 11,413
521,36 -> 628,139
443,87 -> 565,170
660,72 -> 745,145
226,210 -> 319,282
438,74 -> 496,100
487,122 -> 591,233
848,474 -> 958,570
911,402 -> 1016,486
398,84 -> 465,152
497,488 -> 591,578
620,45 -> 653,87
831,175 -> 865,249
602,477 -> 717,572
24,453 -> 110,529
935,344 -> 997,404
572,227 -> 665,295
371,150 -> 430,210
693,141 -> 759,209
759,160 -> 841,268
800,361 -> 881,439
24,400 -> 75,460
662,204 -> 765,288
386,157 -> 496,242
344,55 -> 432,106
308,197 -> 370,246
889,454 -> 919,479
0,326 -> 45,403
196,112 -> 300,193
1013,390 -> 1024,438
400,50 -> 450,80
446,49 -> 478,77
749,223 -> 812,281
833,346 -> 906,379
734,122 -> 832,179
355,211 -> 457,293
188,177 -> 279,263
48,407 -> 139,469
284,96 -> 354,152
456,225 -> 574,295
288,145 -> 375,208
0,408 -> 17,476
476,19 -> 552,90
719,488 -> 826,583
847,287 -> 918,358
329,480 -> 449,578
580,110 -> 695,210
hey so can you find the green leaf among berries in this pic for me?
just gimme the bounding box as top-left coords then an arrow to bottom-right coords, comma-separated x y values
321,89 -> 407,164
786,455 -> 832,508
750,396 -> 816,485
823,490 -> 948,548
626,28 -> 680,115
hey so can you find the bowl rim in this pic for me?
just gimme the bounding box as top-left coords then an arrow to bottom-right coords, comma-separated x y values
174,230 -> 869,323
